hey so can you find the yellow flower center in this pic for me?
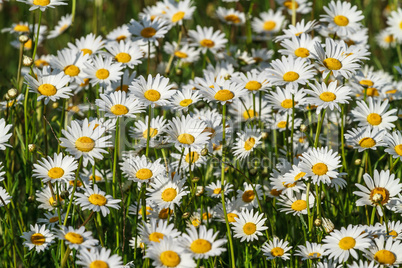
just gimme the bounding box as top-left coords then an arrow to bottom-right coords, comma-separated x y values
31,233 -> 46,245
47,167 -> 65,179
115,52 -> 131,63
227,213 -> 239,222
75,136 -> 95,152
243,109 -> 258,120
174,51 -> 188,58
59,24 -> 69,33
294,48 -> 310,58
213,188 -> 222,194
308,252 -> 321,258
38,84 -> 57,96
179,99 -> 193,107
24,39 -> 32,50
359,137 -> 376,148
65,232 -> 84,244
367,113 -> 382,126
394,144 -> 402,156
49,216 -> 59,223
202,212 -> 211,220
323,58 -> 342,70
35,59 -> 49,67
243,222 -> 257,235
142,128 -> 158,139
384,35 -> 394,43
281,99 -> 294,109
95,69 -> 110,80
370,187 -> 390,205
64,65 -> 80,77
177,133 -> 195,145
33,0 -> 50,6
160,250 -> 180,267
89,260 -> 109,268
149,232 -> 164,242
49,196 -> 63,206
244,137 -> 256,151
116,35 -> 126,42
284,0 -> 299,9
144,89 -> 161,102
161,188 -> 177,202
172,11 -> 185,22
277,121 -> 287,128
89,175 -> 103,182
80,78 -> 90,87
185,152 -> 200,163
214,89 -> 234,101
14,24 -> 29,32
291,200 -> 307,211
312,163 -> 328,176
224,14 -> 241,24
334,15 -> 349,26
365,87 -> 379,97
294,172 -> 306,181
69,180 -> 83,187
319,92 -> 336,102
359,80 -> 374,87
190,239 -> 212,254
81,48 -> 93,55
242,190 -> 255,203
192,219 -> 200,227
139,206 -> 153,216
374,249 -> 396,265
338,237 -> 356,250
140,27 -> 156,38
110,104 -> 128,116
283,71 -> 299,82
270,189 -> 282,196
245,81 -> 262,91
271,247 -> 285,257
389,230 -> 398,238
159,208 -> 171,219
263,21 -> 276,31
136,168 -> 153,180
115,85 -> 129,92
386,89 -> 397,95
200,39 -> 215,48
88,194 -> 107,206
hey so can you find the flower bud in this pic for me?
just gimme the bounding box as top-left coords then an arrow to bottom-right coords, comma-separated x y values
201,148 -> 208,156
314,218 -> 322,227
192,177 -> 200,183
28,144 -> 36,152
182,212 -> 190,219
19,35 -> 29,44
354,159 -> 362,166
7,88 -> 18,99
52,102 -> 59,109
23,55 -> 33,67
195,186 -> 204,196
300,124 -> 308,132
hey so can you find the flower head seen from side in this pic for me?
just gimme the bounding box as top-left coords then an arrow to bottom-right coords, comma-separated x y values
198,79 -> 248,105
17,0 -> 67,12
68,33 -> 105,57
76,247 -> 123,268
277,191 -> 315,216
295,241 -> 324,260
0,187 -> 11,207
386,8 -> 402,43
129,115 -> 168,148
95,91 -> 145,118
163,0 -> 196,26
364,236 -> 402,267
188,25 -> 228,53
60,118 -> 113,167
75,184 -> 120,217
33,153 -> 78,184
231,209 -> 268,242
262,237 -> 292,260
139,218 -> 181,245
384,131 -> 402,161
322,224 -> 371,263
48,14 -> 72,39
344,127 -> 386,152
0,118 -> 12,150
251,9 -> 287,35
57,226 -> 98,250
216,7 -> 245,26
129,15 -> 169,43
233,125 -> 263,161
21,224 -> 54,253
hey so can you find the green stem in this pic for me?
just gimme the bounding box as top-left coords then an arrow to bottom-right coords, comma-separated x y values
112,118 -> 120,198
145,107 -> 152,157
314,110 -> 326,148
63,157 -> 83,226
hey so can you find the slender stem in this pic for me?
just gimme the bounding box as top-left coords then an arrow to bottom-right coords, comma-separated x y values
31,10 -> 42,62
112,117 -> 120,198
305,182 -> 312,239
63,157 -> 83,226
145,107 -> 152,157
314,110 -> 326,148
147,41 -> 151,75
17,43 -> 24,89
340,104 -> 347,171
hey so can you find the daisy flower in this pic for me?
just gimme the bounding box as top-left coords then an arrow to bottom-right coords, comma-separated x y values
188,26 -> 227,53
0,118 -> 12,150
129,74 -> 176,108
231,69 -> 270,94
164,42 -> 200,64
231,209 -> 268,242
120,155 -> 165,183
129,201 -> 155,219
312,38 -> 362,79
276,0 -> 312,15
233,125 -> 263,161
277,191 -> 315,216
25,66 -> 73,104
163,0 -> 195,26
76,247 -> 123,268
268,113 -> 303,132
295,241 -> 324,260
229,94 -> 272,122
386,8 -> 402,42
354,170 -> 402,216
180,225 -> 226,259
1,21 -> 30,34
145,237 -> 196,268
36,185 -> 65,211
266,55 -> 316,87
216,7 -> 245,26
0,186 -> 11,207
299,147 -> 342,185
147,175 -> 189,210
37,211 -> 66,229
364,236 -> 402,266
59,118 -> 113,167
172,148 -> 206,172
170,88 -> 202,111
322,224 -> 371,263
84,55 -> 124,88
351,98 -> 398,131
129,15 -> 169,43
349,260 -> 379,268
267,85 -> 306,114
105,40 -> 142,69
198,79 -> 247,105
33,153 -> 78,184
262,237 -> 292,260
165,114 -> 210,150
384,131 -> 402,160
320,0 -> 364,36
68,33 -> 105,56
304,81 -> 352,114
279,33 -> 318,59
75,184 -> 120,217
139,218 -> 181,245
344,127 -> 386,152
106,24 -> 132,42
17,0 -> 67,12
205,180 -> 233,199
129,115 -> 168,148
57,226 -> 98,250
275,19 -> 318,41
251,9 -> 286,35
195,109 -> 229,147
96,91 -> 145,118
48,14 -> 72,39
21,224 -> 54,253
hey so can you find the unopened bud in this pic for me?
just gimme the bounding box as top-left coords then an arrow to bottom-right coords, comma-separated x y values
322,217 -> 335,233
192,177 -> 200,183
201,148 -> 208,156
261,132 -> 268,139
7,88 -> 18,99
372,193 -> 383,204
354,159 -> 362,166
314,218 -> 322,227
52,201 -> 58,207
182,212 -> 190,219
23,55 -> 33,67
52,102 -> 59,109
28,144 -> 36,152
195,186 -> 204,196
300,124 -> 308,132
19,35 -> 29,44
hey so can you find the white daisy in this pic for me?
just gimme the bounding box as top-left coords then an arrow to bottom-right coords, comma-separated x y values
164,42 -> 200,64
129,115 -> 168,148
267,85 -> 306,114
188,26 -> 227,53
33,153 -> 78,184
229,94 -> 272,123
139,218 -> 181,245
344,127 -> 386,152
57,226 -> 98,250
21,224 -> 54,253
96,91 -> 145,118
128,15 -> 169,43
205,180 -> 233,199
84,55 -> 124,88
384,131 -> 402,160
295,241 -> 324,260
0,118 -> 12,150
163,0 -> 195,26
17,0 -> 67,12
169,88 -> 202,111
231,69 -> 270,94
120,155 -> 165,183
37,211 -> 66,229
48,14 -> 72,39
106,24 -> 132,42
386,8 -> 402,42
75,184 -> 120,217
68,33 -> 105,57
233,125 -> 263,161
198,79 -> 248,105
216,7 -> 245,26
105,40 -> 142,69
364,236 -> 402,267
147,175 -> 189,209
251,9 -> 286,35
76,247 -> 123,268
35,185 -> 65,211
262,237 -> 292,260
277,191 -> 315,216
231,209 -> 268,242
279,33 -> 318,59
